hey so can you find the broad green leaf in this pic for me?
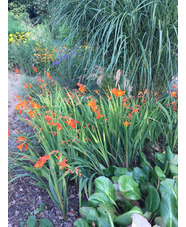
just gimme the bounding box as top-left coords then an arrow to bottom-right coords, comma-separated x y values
94,176 -> 116,204
133,167 -> 149,184
145,186 -> 160,212
111,176 -> 119,183
170,155 -> 178,166
131,213 -> 151,227
26,216 -> 37,227
39,218 -> 54,227
124,170 -> 134,179
118,175 -> 141,200
124,201 -> 133,212
160,193 -> 178,227
155,153 -> 166,168
114,167 -> 127,177
154,217 -> 166,227
114,206 -> 143,226
169,165 -> 178,176
80,207 -> 99,222
159,179 -> 177,199
166,146 -> 174,162
140,182 -> 151,194
139,152 -> 152,169
103,166 -> 116,177
88,192 -> 113,208
97,203 -> 117,221
74,218 -> 89,227
97,217 -> 111,227
155,166 -> 166,180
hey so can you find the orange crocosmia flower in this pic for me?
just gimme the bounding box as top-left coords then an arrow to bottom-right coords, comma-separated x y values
24,144 -> 28,150
96,108 -> 103,119
75,167 -> 79,176
28,110 -> 36,118
131,108 -> 139,114
57,158 -> 69,170
122,121 -> 132,127
170,91 -> 177,98
34,103 -> 40,110
87,99 -> 98,112
77,83 -> 86,95
44,115 -> 52,122
45,71 -> 51,79
16,143 -> 24,151
123,103 -> 129,109
32,66 -> 38,73
49,150 -> 59,155
111,88 -> 125,97
78,86 -> 86,95
65,119 -> 79,129
143,100 -> 146,103
57,154 -> 62,160
57,123 -> 62,130
94,90 -> 99,94
18,136 -> 26,142
16,95 -> 20,99
42,154 -> 50,162
14,68 -> 20,74
144,89 -> 148,94
173,84 -> 178,89
127,113 -> 133,119
61,141 -> 66,145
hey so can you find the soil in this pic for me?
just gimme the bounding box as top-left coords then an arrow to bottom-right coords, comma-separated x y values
8,71 -> 80,227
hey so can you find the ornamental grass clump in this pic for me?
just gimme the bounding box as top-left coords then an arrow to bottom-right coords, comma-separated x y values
9,70 -> 178,218
49,0 -> 178,93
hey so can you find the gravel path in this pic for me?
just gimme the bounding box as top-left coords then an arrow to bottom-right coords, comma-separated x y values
8,71 -> 80,227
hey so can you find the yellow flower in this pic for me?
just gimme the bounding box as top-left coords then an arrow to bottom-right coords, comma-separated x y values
9,34 -> 13,37
17,43 -> 19,45
26,32 -> 30,36
16,32 -> 19,34
9,37 -> 13,42
21,32 -> 24,34
23,41 -> 26,43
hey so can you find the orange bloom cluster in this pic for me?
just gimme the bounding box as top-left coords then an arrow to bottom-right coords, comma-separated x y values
24,83 -> 32,89
170,91 -> 178,98
122,120 -> 131,127
65,118 -> 79,129
34,154 -> 50,169
170,102 -> 178,111
111,88 -> 125,97
57,158 -> 69,170
87,98 -> 103,119
77,83 -> 86,95
87,99 -> 98,112
14,68 -> 20,75
33,43 -> 57,64
16,136 -> 28,151
32,66 -> 38,73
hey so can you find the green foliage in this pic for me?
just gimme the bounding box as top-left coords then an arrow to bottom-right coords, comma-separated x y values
50,0 -> 178,93
19,203 -> 54,227
75,149 -> 178,226
8,12 -> 28,35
